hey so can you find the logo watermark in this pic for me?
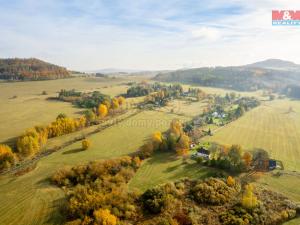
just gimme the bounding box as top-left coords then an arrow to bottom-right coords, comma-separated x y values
272,10 -> 300,26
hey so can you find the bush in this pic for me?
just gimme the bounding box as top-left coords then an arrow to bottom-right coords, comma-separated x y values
93,209 -> 117,225
220,206 -> 253,225
191,178 -> 236,205
141,187 -> 167,214
82,139 -> 91,150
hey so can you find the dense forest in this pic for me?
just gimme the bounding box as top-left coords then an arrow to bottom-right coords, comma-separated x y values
0,58 -> 70,80
154,60 -> 300,92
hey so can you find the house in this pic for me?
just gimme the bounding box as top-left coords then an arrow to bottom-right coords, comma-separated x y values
212,112 -> 219,117
192,147 -> 210,159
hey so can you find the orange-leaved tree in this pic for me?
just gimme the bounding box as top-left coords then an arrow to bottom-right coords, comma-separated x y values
98,104 -> 108,118
243,152 -> 253,168
0,144 -> 16,170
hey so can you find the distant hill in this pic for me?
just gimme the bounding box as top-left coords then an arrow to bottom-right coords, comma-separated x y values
245,59 -> 300,71
154,59 -> 300,92
0,58 -> 71,80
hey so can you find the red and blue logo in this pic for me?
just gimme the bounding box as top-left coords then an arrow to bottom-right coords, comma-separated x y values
272,10 -> 300,26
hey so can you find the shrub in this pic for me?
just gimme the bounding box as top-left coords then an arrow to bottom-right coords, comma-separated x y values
93,209 -> 117,225
141,187 -> 167,214
219,206 -> 253,225
82,139 -> 91,150
0,144 -> 16,170
191,178 -> 236,205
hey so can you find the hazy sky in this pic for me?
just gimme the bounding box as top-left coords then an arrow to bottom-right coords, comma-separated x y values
1,0 -> 300,71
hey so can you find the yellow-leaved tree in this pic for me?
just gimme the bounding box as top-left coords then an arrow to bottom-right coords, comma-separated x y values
118,96 -> 126,106
82,139 -> 91,150
170,119 -> 183,138
103,99 -> 111,110
241,184 -> 258,209
17,128 -> 40,157
98,104 -> 108,118
93,209 -> 117,225
111,98 -> 119,109
226,176 -> 235,186
152,131 -> 162,143
0,144 -> 16,170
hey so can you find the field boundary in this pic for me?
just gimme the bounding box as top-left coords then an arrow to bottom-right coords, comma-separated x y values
0,109 -> 142,176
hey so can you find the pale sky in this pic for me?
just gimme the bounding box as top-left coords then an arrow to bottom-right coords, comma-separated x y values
1,0 -> 300,71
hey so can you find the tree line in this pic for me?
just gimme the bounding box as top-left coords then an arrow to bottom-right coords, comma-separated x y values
0,97 -> 126,172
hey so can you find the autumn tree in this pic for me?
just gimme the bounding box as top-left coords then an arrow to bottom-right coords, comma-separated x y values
102,99 -> 111,110
0,144 -> 16,170
93,209 -> 117,225
17,128 -> 40,157
98,104 -> 108,118
84,110 -> 96,124
56,113 -> 67,120
111,98 -> 119,109
82,139 -> 91,150
118,96 -> 126,106
170,119 -> 183,138
226,176 -> 235,187
152,131 -> 162,144
228,145 -> 243,167
243,152 -> 253,168
241,184 -> 258,209
176,134 -> 190,157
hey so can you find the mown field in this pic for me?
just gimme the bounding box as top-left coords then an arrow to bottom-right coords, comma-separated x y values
0,77 -> 134,143
157,99 -> 207,117
128,152 -> 217,191
0,110 -> 189,225
1,78 -> 300,225
204,99 -> 300,171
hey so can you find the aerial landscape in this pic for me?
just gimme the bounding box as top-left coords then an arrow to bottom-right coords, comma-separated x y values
1,1 -> 300,225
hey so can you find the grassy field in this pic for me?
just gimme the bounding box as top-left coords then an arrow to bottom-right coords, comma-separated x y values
1,78 -> 300,225
203,99 -> 300,171
157,99 -> 207,117
128,151 -> 216,191
0,77 -> 133,143
0,110 -> 189,225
